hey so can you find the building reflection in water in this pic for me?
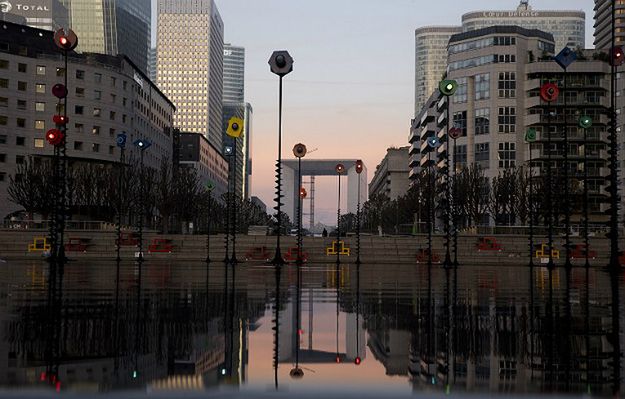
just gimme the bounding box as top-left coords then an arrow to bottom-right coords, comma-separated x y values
0,260 -> 621,395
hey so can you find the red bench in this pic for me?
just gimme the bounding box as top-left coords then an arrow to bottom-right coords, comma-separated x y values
476,237 -> 503,252
416,249 -> 440,264
116,232 -> 139,246
244,246 -> 271,262
65,237 -> 91,252
569,244 -> 597,260
148,238 -> 174,253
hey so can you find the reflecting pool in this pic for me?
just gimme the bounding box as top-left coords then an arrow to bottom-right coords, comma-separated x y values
0,260 -> 622,397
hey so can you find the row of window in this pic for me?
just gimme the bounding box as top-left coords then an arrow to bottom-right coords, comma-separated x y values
450,107 -> 515,136
453,142 -> 516,169
448,36 -> 518,55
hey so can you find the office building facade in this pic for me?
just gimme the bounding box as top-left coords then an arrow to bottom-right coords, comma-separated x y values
414,26 -> 462,115
223,44 -> 244,103
177,132 -> 228,200
58,0 -> 150,74
461,1 -> 585,51
369,147 -> 410,200
157,0 -> 224,152
0,0 -> 68,31
593,0 -> 623,49
0,22 -> 175,219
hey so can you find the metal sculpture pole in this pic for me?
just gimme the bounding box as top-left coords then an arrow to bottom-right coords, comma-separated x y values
133,139 -> 151,261
293,144 -> 307,264
449,129 -> 460,267
525,128 -> 537,267
269,51 -> 294,266
335,164 -> 345,264
115,134 -> 127,262
540,82 -> 559,270
355,160 -> 364,264
226,115 -> 245,265
205,186 -> 214,263
579,116 -> 592,269
439,79 -> 458,269
224,147 -> 232,264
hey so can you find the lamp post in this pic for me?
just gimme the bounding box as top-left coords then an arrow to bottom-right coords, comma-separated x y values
47,28 -> 77,262
205,181 -> 214,263
540,82 -> 559,270
115,133 -> 127,263
293,144 -> 307,264
269,50 -> 294,266
439,79 -> 458,269
426,136 -> 440,267
223,144 -> 234,264
133,139 -> 151,261
355,160 -> 364,264
335,163 -> 346,264
226,117 -> 244,264
448,125 -> 461,268
525,128 -> 537,267
578,116 -> 592,269
554,47 -> 577,270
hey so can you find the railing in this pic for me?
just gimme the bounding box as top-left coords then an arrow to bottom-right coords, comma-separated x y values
2,220 -> 123,231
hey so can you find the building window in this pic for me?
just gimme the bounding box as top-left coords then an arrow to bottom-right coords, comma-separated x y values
75,123 -> 84,133
0,115 -> 6,125
109,128 -> 115,137
498,72 -> 516,98
123,97 -> 127,106
76,87 -> 85,97
123,81 -> 127,90
74,141 -> 83,150
498,142 -> 516,168
453,77 -> 468,103
36,83 -> 46,93
452,110 -> 467,137
75,105 -> 84,115
76,70 -> 85,79
0,135 -> 6,144
0,173 -> 5,182
0,154 -> 5,162
454,144 -> 467,169
17,99 -> 26,110
496,54 -> 516,63
35,120 -> 45,130
474,73 -> 490,100
17,81 -> 26,91
18,63 -> 26,73
475,143 -> 490,169
35,102 -> 45,112
0,59 -> 7,69
110,94 -> 116,103
34,138 -> 44,148
93,108 -> 101,117
475,108 -> 490,135
92,126 -> 100,135
0,97 -> 6,107
36,65 -> 46,75
0,78 -> 8,89
498,107 -> 516,133
16,118 -> 25,128
109,111 -> 116,120
94,73 -> 102,83
111,77 -> 116,86
92,143 -> 100,152
16,136 -> 25,146
94,90 -> 102,100
109,145 -> 115,155
16,155 -> 25,164
56,67 -> 65,77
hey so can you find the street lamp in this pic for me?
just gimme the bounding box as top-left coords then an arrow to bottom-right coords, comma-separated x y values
223,144 -> 234,264
115,132 -> 127,262
448,125 -> 461,268
426,136 -> 440,267
269,50 -> 294,266
540,82 -> 559,270
554,46 -> 577,270
335,163 -> 346,264
355,160 -> 364,264
227,116 -> 244,264
293,143 -> 307,264
578,116 -> 592,269
133,138 -> 151,261
439,79 -> 457,269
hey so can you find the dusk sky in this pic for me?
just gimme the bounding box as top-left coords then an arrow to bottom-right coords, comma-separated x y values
155,0 -> 594,225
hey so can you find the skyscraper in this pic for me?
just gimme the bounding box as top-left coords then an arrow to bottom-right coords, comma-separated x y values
149,47 -> 157,83
594,0 -> 623,49
223,44 -> 245,103
157,0 -> 224,151
414,26 -> 462,115
59,0 -> 150,73
461,1 -> 585,51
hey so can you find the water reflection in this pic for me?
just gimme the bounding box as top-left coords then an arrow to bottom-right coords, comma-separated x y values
0,260 -> 622,396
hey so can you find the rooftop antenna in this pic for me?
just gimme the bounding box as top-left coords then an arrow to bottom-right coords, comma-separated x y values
518,0 -> 531,11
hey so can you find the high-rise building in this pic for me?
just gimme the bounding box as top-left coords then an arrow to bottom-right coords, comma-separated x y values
594,0 -> 624,49
149,47 -> 157,83
369,147 -> 410,200
414,26 -> 462,115
461,1 -> 585,51
59,0 -> 150,74
0,0 -> 68,31
223,44 -> 244,103
157,0 -> 224,151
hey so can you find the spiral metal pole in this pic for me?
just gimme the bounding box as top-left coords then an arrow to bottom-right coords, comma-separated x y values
273,77 -> 286,265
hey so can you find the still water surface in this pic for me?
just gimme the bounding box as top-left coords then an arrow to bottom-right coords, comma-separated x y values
0,260 -> 622,397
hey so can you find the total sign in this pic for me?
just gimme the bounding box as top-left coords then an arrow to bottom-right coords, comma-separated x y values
0,1 -> 52,14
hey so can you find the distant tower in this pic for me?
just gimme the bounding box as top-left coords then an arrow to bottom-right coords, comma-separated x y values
157,0 -> 224,150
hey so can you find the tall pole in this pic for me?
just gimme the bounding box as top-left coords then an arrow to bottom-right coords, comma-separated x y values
452,137 -> 458,267
336,171 -> 342,265
206,190 -> 212,263
231,143 -> 238,264
297,156 -> 303,264
581,120 -> 590,269
444,106 -> 452,268
563,67 -> 572,269
427,150 -> 434,268
356,170 -> 362,264
138,150 -> 145,262
224,151 -> 231,264
269,51 -> 293,265
546,101 -> 554,270
115,145 -> 125,262
527,132 -> 535,268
